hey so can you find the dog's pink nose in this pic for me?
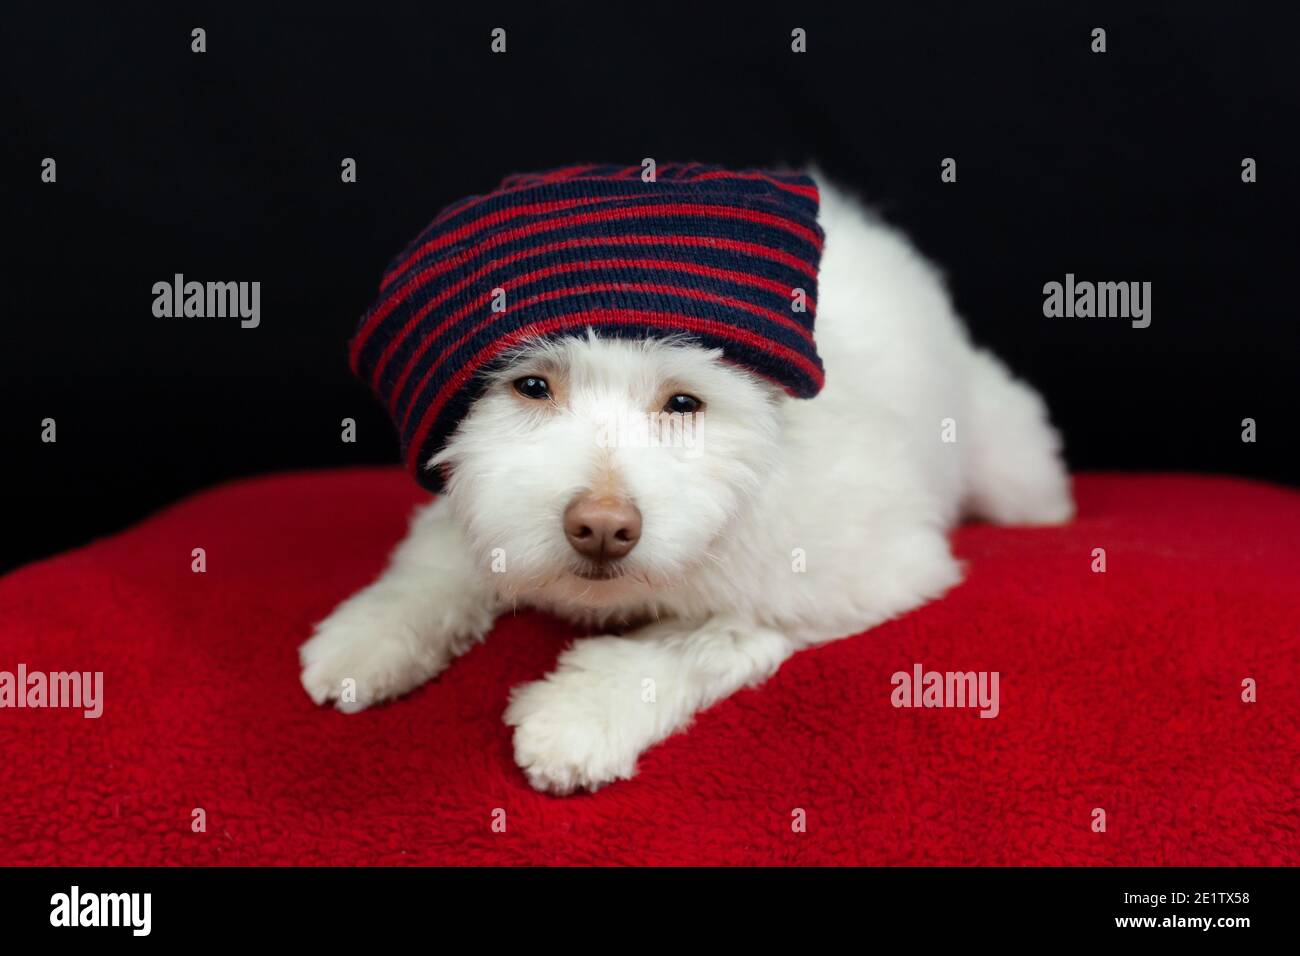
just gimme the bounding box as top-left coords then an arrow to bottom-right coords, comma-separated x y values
563,494 -> 642,561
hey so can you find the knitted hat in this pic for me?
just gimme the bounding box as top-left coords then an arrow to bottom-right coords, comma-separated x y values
350,162 -> 825,490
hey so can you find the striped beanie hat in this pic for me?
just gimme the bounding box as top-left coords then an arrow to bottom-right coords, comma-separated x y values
349,162 -> 826,490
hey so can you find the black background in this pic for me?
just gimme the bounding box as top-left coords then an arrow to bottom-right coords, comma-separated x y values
0,865 -> 1284,942
3,3 -> 1297,573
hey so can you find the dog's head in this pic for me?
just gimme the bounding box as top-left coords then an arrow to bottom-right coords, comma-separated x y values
432,332 -> 784,610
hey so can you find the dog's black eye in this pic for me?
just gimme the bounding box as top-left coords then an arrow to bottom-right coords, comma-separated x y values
664,394 -> 703,414
513,376 -> 551,400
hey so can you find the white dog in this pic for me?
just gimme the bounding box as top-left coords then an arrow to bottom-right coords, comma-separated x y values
300,177 -> 1073,794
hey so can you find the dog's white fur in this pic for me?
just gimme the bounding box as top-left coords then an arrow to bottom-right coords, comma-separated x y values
300,177 -> 1073,794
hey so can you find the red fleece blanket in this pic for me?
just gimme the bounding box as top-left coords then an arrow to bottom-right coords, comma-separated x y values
1,470 -> 1296,865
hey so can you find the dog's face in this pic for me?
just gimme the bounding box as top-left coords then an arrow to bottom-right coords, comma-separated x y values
433,333 -> 784,610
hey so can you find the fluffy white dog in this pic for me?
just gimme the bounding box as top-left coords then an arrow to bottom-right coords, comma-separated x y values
300,177 -> 1073,794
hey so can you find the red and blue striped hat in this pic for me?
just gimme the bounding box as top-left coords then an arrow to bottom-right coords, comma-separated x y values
350,162 -> 826,489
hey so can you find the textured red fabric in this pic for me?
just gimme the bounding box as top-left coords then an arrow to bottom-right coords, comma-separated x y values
1,470 -> 1296,865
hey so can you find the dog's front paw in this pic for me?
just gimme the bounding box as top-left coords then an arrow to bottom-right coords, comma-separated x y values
504,672 -> 644,795
299,605 -> 451,714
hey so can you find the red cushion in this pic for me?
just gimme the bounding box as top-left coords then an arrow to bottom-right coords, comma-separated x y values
2,469 -> 1296,865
